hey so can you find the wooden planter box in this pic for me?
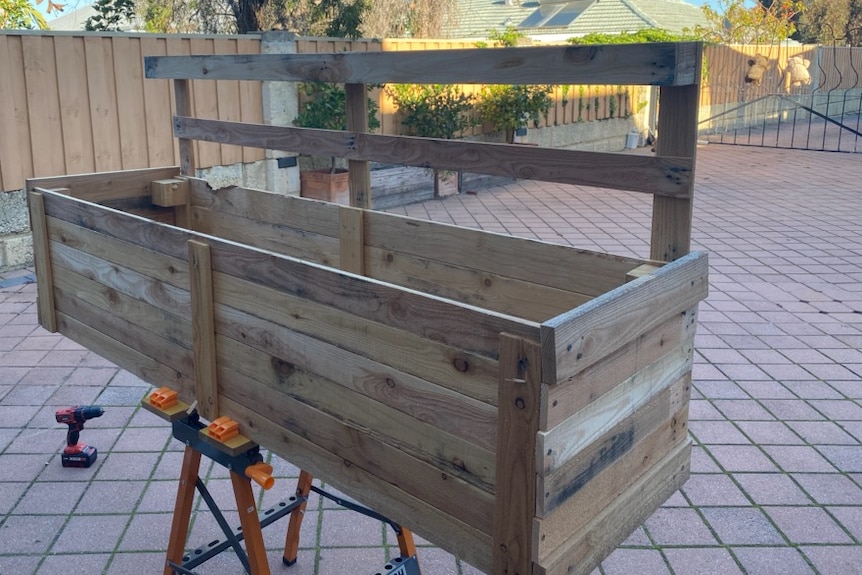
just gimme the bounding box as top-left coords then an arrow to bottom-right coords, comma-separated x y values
28,42 -> 706,575
300,168 -> 350,204
28,167 -> 706,575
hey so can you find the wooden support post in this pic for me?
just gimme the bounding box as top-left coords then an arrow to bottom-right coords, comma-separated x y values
188,240 -> 219,421
283,469 -> 314,566
173,78 -> 195,227
165,446 -> 202,575
339,206 -> 365,275
27,192 -> 57,333
493,334 -> 543,575
345,83 -> 371,209
650,45 -> 702,263
230,470 -> 272,575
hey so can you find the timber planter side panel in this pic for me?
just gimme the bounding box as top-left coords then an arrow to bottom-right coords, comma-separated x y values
27,171 -> 707,574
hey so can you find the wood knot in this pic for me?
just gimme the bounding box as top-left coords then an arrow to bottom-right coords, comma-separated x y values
453,357 -> 470,373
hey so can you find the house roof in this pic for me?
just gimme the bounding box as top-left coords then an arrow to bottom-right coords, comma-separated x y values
446,0 -> 708,40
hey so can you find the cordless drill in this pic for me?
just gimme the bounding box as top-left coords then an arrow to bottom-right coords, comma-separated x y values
55,406 -> 104,468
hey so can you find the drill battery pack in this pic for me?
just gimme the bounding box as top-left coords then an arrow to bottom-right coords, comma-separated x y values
61,445 -> 98,468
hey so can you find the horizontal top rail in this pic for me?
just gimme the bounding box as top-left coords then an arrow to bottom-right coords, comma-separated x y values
145,42 -> 702,86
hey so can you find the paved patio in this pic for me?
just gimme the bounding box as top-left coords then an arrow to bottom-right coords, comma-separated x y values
1,143 -> 861,575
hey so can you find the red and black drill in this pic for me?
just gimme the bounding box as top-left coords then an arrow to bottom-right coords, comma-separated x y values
55,405 -> 104,468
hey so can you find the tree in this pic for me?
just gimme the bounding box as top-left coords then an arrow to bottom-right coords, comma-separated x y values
1,0 -> 63,29
693,0 -> 804,43
360,0 -> 457,38
797,0 -> 862,45
85,0 -> 135,30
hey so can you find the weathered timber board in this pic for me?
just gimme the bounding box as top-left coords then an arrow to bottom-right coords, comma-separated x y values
30,166 -> 181,202
542,251 -> 708,385
536,439 -> 691,575
543,307 -> 696,429
539,342 -> 693,475
539,377 -> 688,516
172,117 -> 694,197
213,273 -> 500,405
213,299 -> 497,452
144,43 -> 700,86
215,361 -> 495,532
222,397 -> 494,573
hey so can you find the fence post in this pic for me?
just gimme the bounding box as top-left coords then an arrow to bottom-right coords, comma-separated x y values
261,31 -> 301,196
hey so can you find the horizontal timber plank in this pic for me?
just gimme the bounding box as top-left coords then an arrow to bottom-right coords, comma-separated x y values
218,335 -> 495,489
539,378 -> 687,515
46,216 -> 190,290
542,250 -> 707,385
145,43 -> 700,86
221,397 -> 494,573
535,402 -> 689,561
365,246 -> 592,323
218,360 -> 495,532
40,190 -> 192,261
187,179 -> 342,238
28,166 -> 181,203
539,343 -> 693,475
53,311 -> 193,398
213,302 -> 497,453
173,117 -> 693,197
214,273 -> 499,405
543,307 -> 696,429
364,211 -> 642,298
190,206 -> 340,268
52,266 -> 191,350
536,439 -> 691,575
206,237 -> 540,359
50,242 -> 191,317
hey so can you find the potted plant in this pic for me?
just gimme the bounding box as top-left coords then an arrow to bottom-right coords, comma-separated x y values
293,82 -> 380,202
477,84 -> 554,144
386,83 -> 479,195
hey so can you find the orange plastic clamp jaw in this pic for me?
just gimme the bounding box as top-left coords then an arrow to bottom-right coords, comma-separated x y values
208,416 -> 240,442
148,387 -> 178,410
245,463 -> 275,490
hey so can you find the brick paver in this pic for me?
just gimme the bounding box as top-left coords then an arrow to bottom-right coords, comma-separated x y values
2,143 -> 861,574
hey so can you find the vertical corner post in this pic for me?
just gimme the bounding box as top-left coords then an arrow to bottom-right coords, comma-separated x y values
650,43 -> 703,262
27,191 -> 57,333
493,334 -> 543,575
188,239 -> 219,421
345,82 -> 371,209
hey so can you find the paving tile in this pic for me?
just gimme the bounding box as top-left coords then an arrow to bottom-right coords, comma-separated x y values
50,514 -> 129,554
0,514 -> 68,553
792,473 -> 862,505
0,405 -> 43,429
763,445 -> 838,472
645,507 -> 718,545
706,445 -> 780,472
601,548 -> 671,575
103,551 -> 166,574
137,480 -> 182,513
663,547 -> 744,575
689,420 -> 751,445
35,553 -> 112,575
318,509 -> 385,547
681,473 -> 750,506
786,421 -> 859,444
735,420 -> 804,445
96,386 -> 150,407
47,384 -> 104,406
0,385 -> 59,406
809,399 -> 862,420
76,480 -> 147,514
0,481 -> 28,514
700,507 -> 786,545
96,452 -> 161,481
0,554 -> 41,575
827,506 -> 862,540
782,381 -> 846,400
765,506 -> 853,544
0,453 -> 57,482
759,399 -> 826,421
12,481 -> 87,515
816,446 -> 862,473
732,473 -> 812,505
36,453 -> 104,482
118,512 -> 174,551
111,426 -> 172,452
801,545 -> 862,575
731,546 -> 815,575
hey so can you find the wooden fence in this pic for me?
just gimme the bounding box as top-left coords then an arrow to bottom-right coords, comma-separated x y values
0,31 -> 263,192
